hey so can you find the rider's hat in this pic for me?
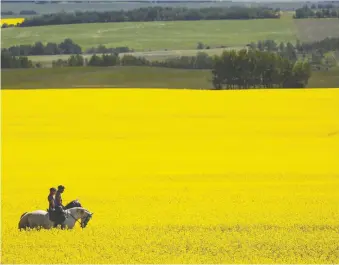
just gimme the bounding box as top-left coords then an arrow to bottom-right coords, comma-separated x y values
58,185 -> 65,191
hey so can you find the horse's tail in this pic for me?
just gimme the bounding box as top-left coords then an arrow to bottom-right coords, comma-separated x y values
18,212 -> 30,230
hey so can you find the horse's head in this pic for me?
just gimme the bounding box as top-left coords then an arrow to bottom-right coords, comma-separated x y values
75,208 -> 93,228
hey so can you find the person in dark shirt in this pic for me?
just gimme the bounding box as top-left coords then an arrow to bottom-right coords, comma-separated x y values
54,185 -> 66,228
48,187 -> 57,210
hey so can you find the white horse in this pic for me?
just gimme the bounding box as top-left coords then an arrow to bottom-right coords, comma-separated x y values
18,207 -> 93,230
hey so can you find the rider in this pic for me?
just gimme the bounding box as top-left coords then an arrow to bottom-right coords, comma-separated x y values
48,187 -> 57,210
54,185 -> 66,228
47,187 -> 57,222
55,185 -> 65,209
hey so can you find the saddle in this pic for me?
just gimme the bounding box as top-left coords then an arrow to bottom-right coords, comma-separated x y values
47,208 -> 66,225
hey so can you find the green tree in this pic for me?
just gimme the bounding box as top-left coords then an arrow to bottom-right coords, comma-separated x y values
67,54 -> 84,66
88,54 -> 103,66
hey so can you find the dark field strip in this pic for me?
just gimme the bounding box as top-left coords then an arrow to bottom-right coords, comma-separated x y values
2,66 -> 339,90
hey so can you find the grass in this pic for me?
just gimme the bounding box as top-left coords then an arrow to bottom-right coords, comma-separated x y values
294,19 -> 339,43
2,87 -> 339,263
1,19 -> 298,51
2,11 -> 337,53
1,66 -> 213,89
2,66 -> 339,89
307,67 -> 339,88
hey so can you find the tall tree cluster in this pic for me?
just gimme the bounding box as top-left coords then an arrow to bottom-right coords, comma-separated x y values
211,49 -> 311,89
1,52 -> 34,68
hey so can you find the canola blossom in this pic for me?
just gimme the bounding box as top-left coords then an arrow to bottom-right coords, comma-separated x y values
2,88 -> 339,263
0,18 -> 25,26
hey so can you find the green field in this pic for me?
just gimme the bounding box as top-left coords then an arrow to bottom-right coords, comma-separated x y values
1,67 -> 212,89
3,9 -> 339,53
307,67 -> 339,88
1,18 -> 297,51
294,19 -> 339,43
2,66 -> 339,89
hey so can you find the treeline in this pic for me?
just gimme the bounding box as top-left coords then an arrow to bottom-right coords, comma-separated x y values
294,5 -> 339,18
248,40 -> 298,62
85,45 -> 133,54
51,50 -> 312,89
1,39 -> 133,56
295,37 -> 339,54
212,49 -> 311,89
1,10 -> 38,16
1,39 -> 82,56
18,6 -> 280,27
1,53 -> 35,68
248,37 -> 339,54
247,37 -> 339,68
1,50 -> 312,88
310,3 -> 338,9
51,52 -> 214,68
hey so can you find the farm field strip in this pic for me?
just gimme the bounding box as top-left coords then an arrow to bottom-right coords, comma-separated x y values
1,19 -> 297,50
2,88 -> 339,263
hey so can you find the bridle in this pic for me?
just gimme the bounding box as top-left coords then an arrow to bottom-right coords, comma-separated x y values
69,213 -> 83,227
68,211 -> 93,228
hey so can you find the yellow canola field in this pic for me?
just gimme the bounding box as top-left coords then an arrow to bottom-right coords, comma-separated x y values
2,88 -> 339,263
0,18 -> 24,26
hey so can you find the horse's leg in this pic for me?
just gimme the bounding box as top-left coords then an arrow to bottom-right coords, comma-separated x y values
43,220 -> 52,229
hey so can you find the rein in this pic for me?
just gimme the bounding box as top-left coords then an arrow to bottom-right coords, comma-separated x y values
68,213 -> 83,228
68,211 -> 92,228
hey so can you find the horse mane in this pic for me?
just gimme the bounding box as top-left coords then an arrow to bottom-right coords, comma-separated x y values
64,200 -> 82,210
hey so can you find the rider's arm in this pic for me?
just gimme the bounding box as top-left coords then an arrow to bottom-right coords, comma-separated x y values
51,199 -> 55,209
56,195 -> 62,206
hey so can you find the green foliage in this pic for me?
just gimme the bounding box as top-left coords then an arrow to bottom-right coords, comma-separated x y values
294,5 -> 339,18
68,54 -> 84,67
85,45 -> 133,54
52,53 -> 120,67
2,38 -> 82,56
152,52 -> 214,69
1,11 -> 15,16
120,55 -> 150,66
1,52 -> 34,68
20,10 -> 38,15
48,48 -> 313,89
2,39 -> 134,57
52,59 -> 68,68
211,49 -> 312,89
87,54 -> 103,67
297,37 -> 339,53
87,54 -> 120,67
248,37 -> 339,67
1,10 -> 39,18
197,42 -> 205,50
19,6 -> 280,27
